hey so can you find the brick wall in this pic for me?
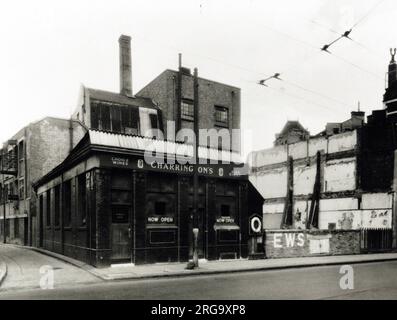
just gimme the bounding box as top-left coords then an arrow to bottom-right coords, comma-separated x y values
137,70 -> 241,152
264,229 -> 361,258
27,118 -> 86,192
94,169 -> 111,267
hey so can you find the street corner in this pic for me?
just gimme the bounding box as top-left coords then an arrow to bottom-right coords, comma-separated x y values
0,257 -> 7,287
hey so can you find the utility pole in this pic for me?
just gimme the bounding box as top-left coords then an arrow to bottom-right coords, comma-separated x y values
192,67 -> 199,268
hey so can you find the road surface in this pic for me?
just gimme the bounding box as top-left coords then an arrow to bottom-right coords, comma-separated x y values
0,259 -> 396,299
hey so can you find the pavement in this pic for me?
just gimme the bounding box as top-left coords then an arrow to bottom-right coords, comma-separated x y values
0,244 -> 100,291
3,244 -> 397,282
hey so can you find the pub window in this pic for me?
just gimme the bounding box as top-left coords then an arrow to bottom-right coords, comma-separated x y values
216,196 -> 236,221
221,204 -> 230,217
215,106 -> 229,127
181,100 -> 194,121
149,230 -> 176,244
46,190 -> 51,227
63,180 -> 72,228
111,172 -> 132,205
77,174 -> 87,226
146,173 -> 177,225
54,185 -> 60,227
219,230 -> 238,242
147,173 -> 177,193
155,202 -> 166,216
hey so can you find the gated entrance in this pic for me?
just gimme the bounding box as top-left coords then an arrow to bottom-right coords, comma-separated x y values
361,229 -> 393,253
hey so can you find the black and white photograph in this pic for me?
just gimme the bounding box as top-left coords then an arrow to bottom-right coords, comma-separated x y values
0,0 -> 396,310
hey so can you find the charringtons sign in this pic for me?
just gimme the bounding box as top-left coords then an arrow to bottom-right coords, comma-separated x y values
100,154 -> 246,179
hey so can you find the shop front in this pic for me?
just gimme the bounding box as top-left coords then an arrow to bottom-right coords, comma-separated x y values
33,132 -> 263,267
100,153 -> 251,266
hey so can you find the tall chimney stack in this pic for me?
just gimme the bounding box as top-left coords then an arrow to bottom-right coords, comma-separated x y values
119,35 -> 132,96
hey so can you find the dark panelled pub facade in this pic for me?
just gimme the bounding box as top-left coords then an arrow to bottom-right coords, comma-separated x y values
34,132 -> 262,267
31,34 -> 263,267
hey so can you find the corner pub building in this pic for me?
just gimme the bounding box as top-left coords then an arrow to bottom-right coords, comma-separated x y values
32,35 -> 263,267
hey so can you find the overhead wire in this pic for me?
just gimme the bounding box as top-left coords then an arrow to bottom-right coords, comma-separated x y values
135,31 -> 344,109
246,79 -> 337,113
132,6 -> 386,113
258,0 -> 387,90
319,0 -> 386,53
351,0 -> 387,28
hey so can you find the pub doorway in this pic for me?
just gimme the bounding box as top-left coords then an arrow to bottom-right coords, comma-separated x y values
111,206 -> 132,262
110,171 -> 133,263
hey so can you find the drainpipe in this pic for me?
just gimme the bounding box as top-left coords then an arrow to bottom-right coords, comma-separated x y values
192,67 -> 199,268
69,119 -> 73,154
24,128 -> 30,246
177,54 -> 182,132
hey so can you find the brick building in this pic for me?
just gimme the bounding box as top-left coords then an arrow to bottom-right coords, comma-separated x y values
32,35 -> 263,267
137,60 -> 241,152
249,51 -> 397,254
0,117 -> 86,245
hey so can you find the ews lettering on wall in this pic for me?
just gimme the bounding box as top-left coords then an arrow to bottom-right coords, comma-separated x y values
272,232 -> 331,254
273,233 -> 305,248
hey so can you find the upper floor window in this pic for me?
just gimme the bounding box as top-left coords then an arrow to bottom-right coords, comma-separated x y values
181,100 -> 194,121
91,103 -> 139,134
149,114 -> 159,129
18,141 -> 24,177
215,106 -> 229,127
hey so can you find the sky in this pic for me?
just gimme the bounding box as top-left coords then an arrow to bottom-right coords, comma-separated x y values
0,0 -> 396,152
